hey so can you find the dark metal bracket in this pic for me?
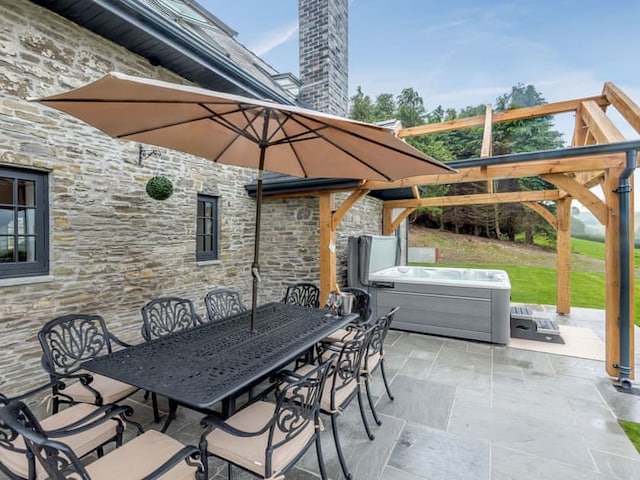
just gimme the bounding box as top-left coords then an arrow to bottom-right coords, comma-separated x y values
138,144 -> 161,165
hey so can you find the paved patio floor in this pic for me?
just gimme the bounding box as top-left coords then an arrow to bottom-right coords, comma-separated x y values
112,305 -> 640,479
5,306 -> 639,480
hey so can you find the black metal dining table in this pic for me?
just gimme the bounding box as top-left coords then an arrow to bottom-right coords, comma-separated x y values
82,302 -> 354,429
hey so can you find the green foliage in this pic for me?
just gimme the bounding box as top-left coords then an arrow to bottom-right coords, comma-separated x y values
373,93 -> 395,121
395,88 -> 426,128
348,86 -> 374,122
146,175 -> 173,201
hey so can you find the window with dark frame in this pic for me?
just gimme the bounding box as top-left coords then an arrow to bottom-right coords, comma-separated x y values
196,194 -> 219,261
0,167 -> 49,279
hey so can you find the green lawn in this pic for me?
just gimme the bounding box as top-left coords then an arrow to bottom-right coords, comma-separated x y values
619,420 -> 640,454
571,237 -> 640,263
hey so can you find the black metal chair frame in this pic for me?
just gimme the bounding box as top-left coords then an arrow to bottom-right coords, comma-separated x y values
203,288 -> 249,323
282,283 -> 320,308
0,380 -> 131,480
362,306 -> 400,426
340,287 -> 372,324
314,324 -> 375,480
140,296 -> 203,423
199,357 -> 334,480
38,314 -> 137,414
0,400 -> 203,480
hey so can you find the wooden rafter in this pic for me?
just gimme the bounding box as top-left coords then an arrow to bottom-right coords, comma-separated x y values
398,95 -> 610,137
603,82 -> 640,134
580,100 -> 626,143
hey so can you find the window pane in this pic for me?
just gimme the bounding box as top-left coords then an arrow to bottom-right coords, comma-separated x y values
0,178 -> 12,205
204,202 -> 212,217
197,201 -> 204,216
197,235 -> 204,251
0,207 -> 13,233
17,180 -> 35,206
0,236 -> 12,262
204,219 -> 212,235
24,209 -> 35,235
196,217 -> 203,236
16,236 -> 36,262
205,235 -> 212,252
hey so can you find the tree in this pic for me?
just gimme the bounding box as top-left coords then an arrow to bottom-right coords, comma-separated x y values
373,93 -> 395,121
395,88 -> 425,128
348,86 -> 374,122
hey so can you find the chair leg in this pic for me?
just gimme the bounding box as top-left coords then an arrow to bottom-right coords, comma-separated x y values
380,360 -> 395,401
364,376 -> 382,427
357,387 -> 375,440
315,434 -> 328,480
96,446 -> 104,458
160,399 -> 177,433
330,414 -> 352,480
227,462 -> 234,480
151,392 -> 161,423
51,396 -> 59,414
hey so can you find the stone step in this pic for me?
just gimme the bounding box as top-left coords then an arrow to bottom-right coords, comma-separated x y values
510,306 -> 535,321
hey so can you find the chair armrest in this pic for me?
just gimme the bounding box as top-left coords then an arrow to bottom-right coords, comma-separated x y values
44,404 -> 136,439
142,445 -> 204,480
108,332 -> 132,349
200,411 -> 272,438
1,379 -> 66,404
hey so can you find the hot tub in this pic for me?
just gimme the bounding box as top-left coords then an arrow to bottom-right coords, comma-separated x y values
368,266 -> 511,344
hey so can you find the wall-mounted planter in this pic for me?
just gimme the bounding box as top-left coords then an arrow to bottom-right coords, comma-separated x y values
146,175 -> 173,200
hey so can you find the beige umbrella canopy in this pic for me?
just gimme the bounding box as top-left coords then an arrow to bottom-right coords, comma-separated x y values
33,72 -> 454,329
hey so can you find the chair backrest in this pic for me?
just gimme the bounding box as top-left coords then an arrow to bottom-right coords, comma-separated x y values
282,283 -> 320,308
38,314 -> 116,376
203,288 -> 248,322
325,325 -> 373,411
269,358 -> 333,455
364,306 -> 399,366
140,297 -> 201,341
0,400 -> 90,480
340,287 -> 372,323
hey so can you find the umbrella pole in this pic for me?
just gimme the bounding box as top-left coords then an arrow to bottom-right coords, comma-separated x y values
251,146 -> 266,331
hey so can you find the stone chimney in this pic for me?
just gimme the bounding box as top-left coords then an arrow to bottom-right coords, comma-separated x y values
298,0 -> 348,117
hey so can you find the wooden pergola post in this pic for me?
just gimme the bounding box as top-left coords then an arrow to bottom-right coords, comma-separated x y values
319,192 -> 336,304
556,197 -> 572,314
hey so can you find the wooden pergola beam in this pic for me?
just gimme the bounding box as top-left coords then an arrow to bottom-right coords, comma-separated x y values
398,95 -> 610,137
361,154 -> 625,191
522,201 -> 557,229
580,100 -> 626,144
384,189 -> 561,209
603,82 -> 640,134
541,173 -> 608,225
481,104 -> 493,158
384,208 -> 417,235
332,190 -> 369,230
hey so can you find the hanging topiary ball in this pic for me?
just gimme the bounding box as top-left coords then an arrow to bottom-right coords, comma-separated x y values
146,175 -> 173,200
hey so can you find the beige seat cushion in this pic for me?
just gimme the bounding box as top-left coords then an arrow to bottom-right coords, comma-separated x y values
85,430 -> 197,480
361,351 -> 381,374
295,364 -> 357,413
322,328 -> 355,344
205,400 -> 316,478
0,403 -> 119,480
61,373 -> 138,404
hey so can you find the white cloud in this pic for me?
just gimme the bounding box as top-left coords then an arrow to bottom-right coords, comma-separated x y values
249,21 -> 298,56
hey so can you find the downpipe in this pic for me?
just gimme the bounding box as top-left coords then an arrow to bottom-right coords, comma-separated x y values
614,149 -> 636,390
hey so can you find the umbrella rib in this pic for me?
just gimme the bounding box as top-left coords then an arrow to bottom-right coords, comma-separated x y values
270,112 -> 309,177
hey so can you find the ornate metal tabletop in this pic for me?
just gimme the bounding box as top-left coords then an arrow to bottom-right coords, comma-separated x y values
82,303 -> 354,409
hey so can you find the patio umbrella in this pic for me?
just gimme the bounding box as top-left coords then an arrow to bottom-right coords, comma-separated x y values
32,72 -> 454,330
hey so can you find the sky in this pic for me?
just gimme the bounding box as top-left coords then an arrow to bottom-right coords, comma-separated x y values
201,0 -> 640,204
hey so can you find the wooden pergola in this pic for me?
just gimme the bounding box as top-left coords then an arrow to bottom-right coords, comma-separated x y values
282,82 -> 639,379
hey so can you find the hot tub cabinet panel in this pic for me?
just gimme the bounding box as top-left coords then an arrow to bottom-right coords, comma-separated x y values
368,267 -> 511,344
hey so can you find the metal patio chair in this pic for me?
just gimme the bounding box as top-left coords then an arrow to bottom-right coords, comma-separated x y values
140,296 -> 202,423
203,288 -> 248,322
200,357 -> 334,480
322,287 -> 372,344
361,306 -> 400,426
282,283 -> 320,308
0,380 -> 127,480
298,324 -> 375,480
0,399 -> 204,480
37,314 -> 138,415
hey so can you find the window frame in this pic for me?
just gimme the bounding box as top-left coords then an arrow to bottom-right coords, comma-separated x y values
196,194 -> 219,262
0,167 -> 49,279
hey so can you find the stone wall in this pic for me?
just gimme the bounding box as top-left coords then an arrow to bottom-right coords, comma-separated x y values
0,0 -> 382,396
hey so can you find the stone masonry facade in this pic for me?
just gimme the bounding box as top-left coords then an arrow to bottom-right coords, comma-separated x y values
0,0 -> 381,396
298,0 -> 349,117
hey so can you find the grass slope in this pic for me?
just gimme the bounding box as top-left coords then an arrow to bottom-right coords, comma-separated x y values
409,227 -> 640,327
